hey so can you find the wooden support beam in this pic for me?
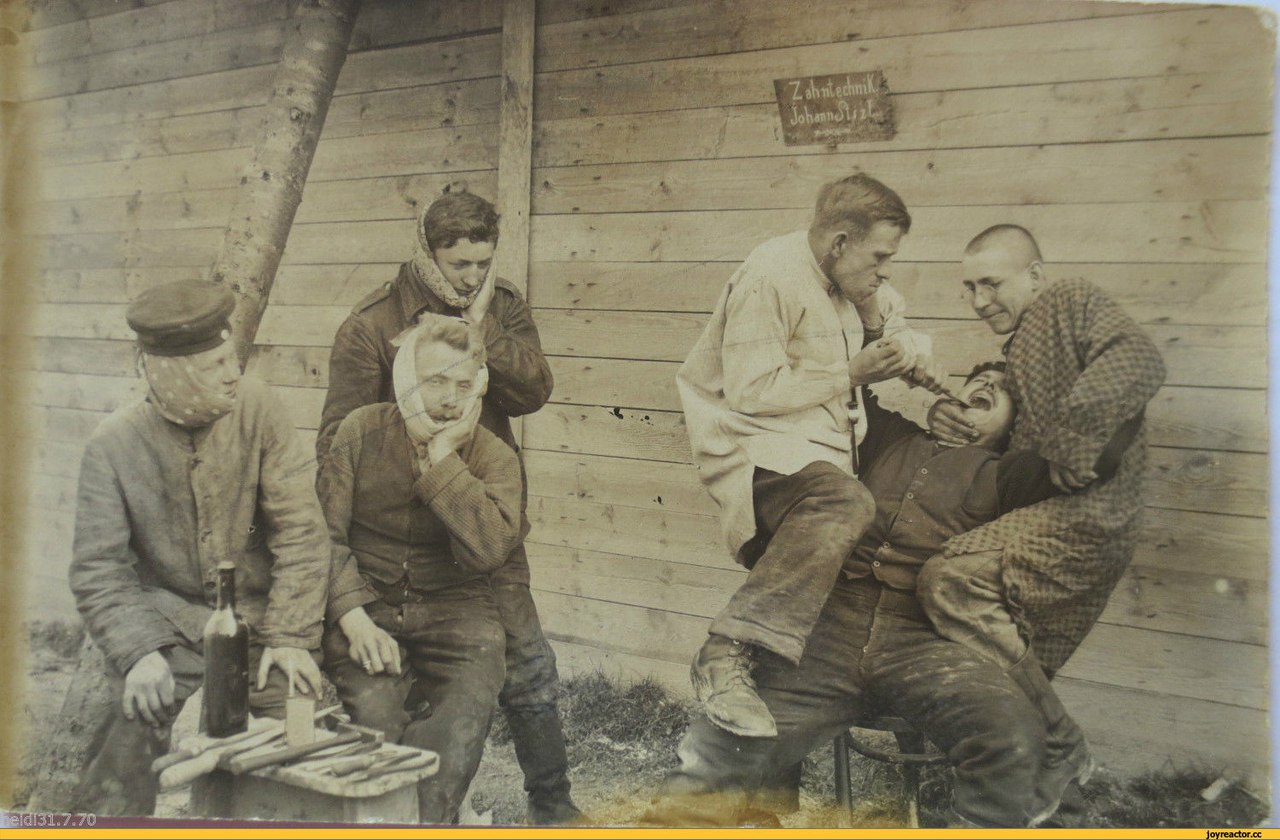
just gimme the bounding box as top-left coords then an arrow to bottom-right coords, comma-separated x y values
496,0 -> 534,446
496,0 -> 535,292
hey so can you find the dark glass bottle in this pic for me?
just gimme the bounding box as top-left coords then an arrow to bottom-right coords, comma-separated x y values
203,561 -> 249,737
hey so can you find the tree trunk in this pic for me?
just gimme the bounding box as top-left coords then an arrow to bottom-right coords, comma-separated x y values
212,0 -> 363,366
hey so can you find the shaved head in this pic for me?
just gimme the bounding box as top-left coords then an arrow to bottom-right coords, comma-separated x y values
961,224 -> 1048,335
965,224 -> 1043,267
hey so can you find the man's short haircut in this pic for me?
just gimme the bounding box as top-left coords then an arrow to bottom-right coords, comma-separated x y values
812,173 -> 912,242
965,224 -> 1044,264
421,188 -> 501,251
964,360 -> 1007,383
412,312 -> 488,368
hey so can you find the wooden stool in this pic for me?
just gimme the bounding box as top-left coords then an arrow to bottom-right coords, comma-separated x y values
202,741 -> 439,824
832,715 -> 945,827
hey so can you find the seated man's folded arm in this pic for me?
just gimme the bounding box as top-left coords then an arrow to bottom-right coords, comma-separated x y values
69,439 -> 182,675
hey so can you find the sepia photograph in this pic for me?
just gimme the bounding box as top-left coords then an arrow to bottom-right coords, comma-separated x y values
0,0 -> 1273,830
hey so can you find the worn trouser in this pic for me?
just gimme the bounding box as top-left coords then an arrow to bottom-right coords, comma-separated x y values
711,462 -> 876,663
651,576 -> 1047,828
323,580 -> 506,824
492,576 -> 577,811
71,641 -> 314,816
917,549 -> 1027,668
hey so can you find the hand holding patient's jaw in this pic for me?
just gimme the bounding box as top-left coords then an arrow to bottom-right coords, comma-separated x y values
926,363 -> 1016,451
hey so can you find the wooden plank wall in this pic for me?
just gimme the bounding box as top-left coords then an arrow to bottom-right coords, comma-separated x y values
14,0 -> 1271,784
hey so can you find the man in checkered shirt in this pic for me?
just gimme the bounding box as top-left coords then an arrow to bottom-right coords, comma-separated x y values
928,223 -> 1166,820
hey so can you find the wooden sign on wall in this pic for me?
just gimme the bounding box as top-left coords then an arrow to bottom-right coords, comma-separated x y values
773,71 -> 895,146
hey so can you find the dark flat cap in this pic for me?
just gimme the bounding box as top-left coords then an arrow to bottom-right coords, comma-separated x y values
126,280 -> 235,357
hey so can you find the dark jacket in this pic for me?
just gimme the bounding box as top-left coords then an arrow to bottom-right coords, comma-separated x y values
321,404 -> 526,622
845,391 -> 1137,589
317,263 -> 554,463
69,378 -> 330,675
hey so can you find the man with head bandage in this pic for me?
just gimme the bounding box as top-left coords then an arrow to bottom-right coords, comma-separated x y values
317,188 -> 580,825
319,313 -> 522,824
67,280 -> 332,816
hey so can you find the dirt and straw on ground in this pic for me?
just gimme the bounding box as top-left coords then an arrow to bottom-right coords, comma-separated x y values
11,620 -> 1270,828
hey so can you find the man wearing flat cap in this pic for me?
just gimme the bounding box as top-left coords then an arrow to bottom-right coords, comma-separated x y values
68,280 -> 332,816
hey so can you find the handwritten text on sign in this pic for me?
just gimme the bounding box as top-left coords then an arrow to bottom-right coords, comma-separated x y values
773,71 -> 895,146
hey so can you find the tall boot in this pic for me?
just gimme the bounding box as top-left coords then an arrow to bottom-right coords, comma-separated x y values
506,705 -> 586,825
690,634 -> 777,738
1007,653 -> 1095,826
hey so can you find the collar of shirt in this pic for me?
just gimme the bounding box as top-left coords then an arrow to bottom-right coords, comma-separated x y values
798,233 -> 842,300
396,262 -> 453,324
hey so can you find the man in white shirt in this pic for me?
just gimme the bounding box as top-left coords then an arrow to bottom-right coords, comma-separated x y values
676,174 -> 941,738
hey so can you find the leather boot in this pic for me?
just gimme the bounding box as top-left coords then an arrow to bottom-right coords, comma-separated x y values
690,634 -> 777,738
506,705 -> 586,825
1007,653 -> 1095,826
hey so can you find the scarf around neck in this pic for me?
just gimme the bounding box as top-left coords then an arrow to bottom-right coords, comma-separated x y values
392,321 -> 489,447
409,222 -> 495,310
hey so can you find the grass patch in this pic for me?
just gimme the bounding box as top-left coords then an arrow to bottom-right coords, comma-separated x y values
26,619 -> 85,660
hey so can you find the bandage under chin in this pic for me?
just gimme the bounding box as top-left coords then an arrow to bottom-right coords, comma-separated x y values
392,323 -> 489,446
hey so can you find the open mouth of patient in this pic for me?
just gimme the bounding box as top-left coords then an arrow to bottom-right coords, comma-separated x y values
967,390 -> 993,410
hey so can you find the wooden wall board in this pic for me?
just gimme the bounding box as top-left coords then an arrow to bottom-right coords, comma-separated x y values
37,75 -> 499,167
38,66 -> 1260,171
532,0 -> 1183,73
26,0 -> 495,65
35,258 -> 1264,330
537,340 -> 1259,409
24,0 -> 287,65
35,166 -> 498,235
23,0 -> 176,32
31,202 -> 1243,270
531,10 -> 1271,122
40,122 -> 493,202
533,72 -> 1270,168
531,137 -> 1268,215
25,17 -> 287,100
534,310 -> 1266,389
347,0 -> 502,52
527,203 -> 1268,264
528,260 -> 1267,327
23,27 -> 499,130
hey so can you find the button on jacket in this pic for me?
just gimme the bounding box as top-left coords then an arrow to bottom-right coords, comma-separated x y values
320,403 -> 526,621
69,378 -> 331,676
